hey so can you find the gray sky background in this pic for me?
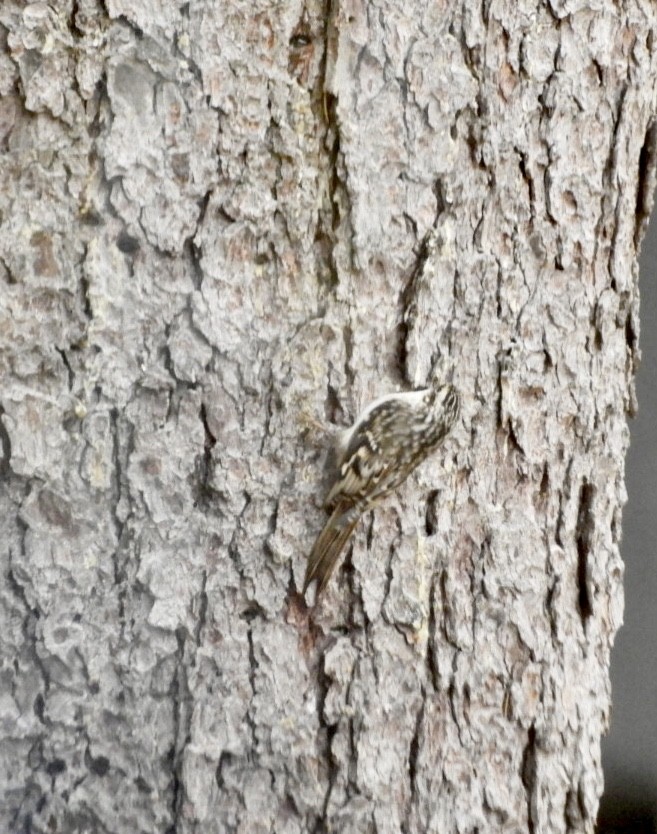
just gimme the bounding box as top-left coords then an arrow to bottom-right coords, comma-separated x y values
601,212 -> 657,818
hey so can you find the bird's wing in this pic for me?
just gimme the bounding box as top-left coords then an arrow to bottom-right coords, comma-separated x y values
324,409 -> 402,508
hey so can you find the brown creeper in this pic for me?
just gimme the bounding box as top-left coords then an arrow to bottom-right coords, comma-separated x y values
303,382 -> 460,595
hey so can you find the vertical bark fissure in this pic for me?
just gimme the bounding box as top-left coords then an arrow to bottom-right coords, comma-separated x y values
521,724 -> 538,834
109,408 -> 129,628
634,119 -> 657,248
169,629 -> 189,833
315,0 -> 349,292
575,482 -> 595,624
0,404 -> 12,480
245,625 -> 260,756
426,573 -> 441,691
196,402 -> 217,509
403,697 -> 424,834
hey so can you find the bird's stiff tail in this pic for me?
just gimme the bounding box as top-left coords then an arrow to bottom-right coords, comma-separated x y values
303,504 -> 360,595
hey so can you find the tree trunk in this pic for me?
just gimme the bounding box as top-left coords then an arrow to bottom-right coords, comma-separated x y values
1,1 -> 656,832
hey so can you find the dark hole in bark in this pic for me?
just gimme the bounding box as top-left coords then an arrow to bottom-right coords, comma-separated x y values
425,490 -> 440,536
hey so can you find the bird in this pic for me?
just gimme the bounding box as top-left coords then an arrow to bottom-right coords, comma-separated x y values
303,381 -> 460,596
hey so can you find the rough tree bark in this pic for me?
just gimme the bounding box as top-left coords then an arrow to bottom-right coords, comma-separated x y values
1,1 -> 656,833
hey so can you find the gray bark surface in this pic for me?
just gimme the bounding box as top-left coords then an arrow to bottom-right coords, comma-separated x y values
1,1 -> 656,833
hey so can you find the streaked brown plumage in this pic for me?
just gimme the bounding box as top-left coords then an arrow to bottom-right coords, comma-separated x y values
303,382 -> 459,595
